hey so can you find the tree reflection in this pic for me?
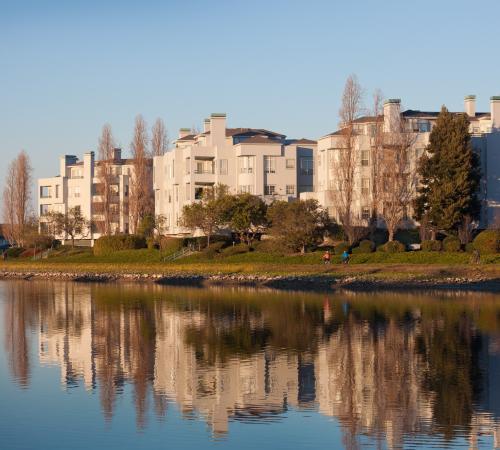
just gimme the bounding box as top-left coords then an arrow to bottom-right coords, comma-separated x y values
2,281 -> 500,447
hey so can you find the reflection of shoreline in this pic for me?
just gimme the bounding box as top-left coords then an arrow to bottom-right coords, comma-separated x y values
3,281 -> 500,449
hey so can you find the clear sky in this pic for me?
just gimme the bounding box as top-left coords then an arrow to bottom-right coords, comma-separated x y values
2,0 -> 500,185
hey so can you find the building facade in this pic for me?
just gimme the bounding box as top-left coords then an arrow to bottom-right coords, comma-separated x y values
38,148 -> 151,244
153,113 -> 315,235
303,95 -> 500,229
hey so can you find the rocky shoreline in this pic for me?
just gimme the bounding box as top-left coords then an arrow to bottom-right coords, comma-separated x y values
1,269 -> 500,292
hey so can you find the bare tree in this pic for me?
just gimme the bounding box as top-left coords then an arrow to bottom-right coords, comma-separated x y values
329,75 -> 364,244
97,124 -> 115,236
2,151 -> 32,246
129,115 -> 153,233
375,114 -> 417,241
151,118 -> 167,156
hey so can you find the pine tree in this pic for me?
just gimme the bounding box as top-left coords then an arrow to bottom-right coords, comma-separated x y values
414,106 -> 481,234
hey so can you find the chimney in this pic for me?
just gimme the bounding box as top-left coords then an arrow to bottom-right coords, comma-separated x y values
491,96 -> 500,130
383,99 -> 401,133
203,118 -> 210,133
464,95 -> 476,117
179,128 -> 191,139
113,147 -> 122,161
210,113 -> 227,146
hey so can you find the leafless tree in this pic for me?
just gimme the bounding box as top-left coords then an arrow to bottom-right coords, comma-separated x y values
328,75 -> 364,244
97,124 -> 115,236
129,115 -> 153,233
375,114 -> 417,241
2,151 -> 32,246
52,207 -> 91,248
151,118 -> 167,156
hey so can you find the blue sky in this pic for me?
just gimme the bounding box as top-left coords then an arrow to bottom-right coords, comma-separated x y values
2,0 -> 500,185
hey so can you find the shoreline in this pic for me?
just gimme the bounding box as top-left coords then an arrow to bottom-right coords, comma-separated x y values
2,269 -> 500,293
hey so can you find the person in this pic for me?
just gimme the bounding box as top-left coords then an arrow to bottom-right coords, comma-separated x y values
341,250 -> 350,264
322,250 -> 331,264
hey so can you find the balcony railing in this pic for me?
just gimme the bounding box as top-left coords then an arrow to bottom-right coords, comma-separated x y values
194,169 -> 215,174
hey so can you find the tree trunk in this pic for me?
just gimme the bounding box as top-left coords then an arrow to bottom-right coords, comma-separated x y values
388,228 -> 394,242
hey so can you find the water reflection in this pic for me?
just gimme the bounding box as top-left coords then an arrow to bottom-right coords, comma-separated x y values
3,280 -> 500,448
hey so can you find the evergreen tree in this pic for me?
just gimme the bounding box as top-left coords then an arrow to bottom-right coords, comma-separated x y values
414,106 -> 481,234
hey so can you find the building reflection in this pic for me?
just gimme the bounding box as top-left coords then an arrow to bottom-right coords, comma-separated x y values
3,281 -> 500,448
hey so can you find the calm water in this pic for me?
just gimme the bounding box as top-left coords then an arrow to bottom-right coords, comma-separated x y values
2,281 -> 500,449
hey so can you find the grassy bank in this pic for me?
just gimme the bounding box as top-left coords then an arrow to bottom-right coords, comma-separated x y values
1,246 -> 500,282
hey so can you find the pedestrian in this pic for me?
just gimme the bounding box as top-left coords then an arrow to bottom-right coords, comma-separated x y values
341,250 -> 350,264
322,250 -> 331,264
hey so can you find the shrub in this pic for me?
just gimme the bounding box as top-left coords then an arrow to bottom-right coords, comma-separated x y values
5,247 -> 25,258
334,242 -> 350,255
252,239 -> 284,255
220,243 -> 249,258
421,240 -> 442,252
442,236 -> 461,252
94,235 -> 146,256
159,237 -> 184,254
473,230 -> 500,254
394,229 -> 420,246
465,242 -> 475,253
358,239 -> 375,253
146,237 -> 158,250
383,241 -> 406,253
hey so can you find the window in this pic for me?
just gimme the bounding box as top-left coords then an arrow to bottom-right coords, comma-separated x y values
239,156 -> 254,174
300,158 -> 313,175
124,185 -> 129,197
40,186 -> 51,198
219,159 -> 228,175
238,185 -> 253,194
168,190 -> 172,203
186,183 -> 191,201
195,187 -> 204,200
361,178 -> 370,196
361,150 -> 369,166
417,121 -> 431,133
71,168 -> 83,179
286,159 -> 295,169
185,157 -> 191,175
264,156 -> 276,173
264,185 -> 276,195
73,186 -> 81,198
40,204 -> 49,215
286,185 -> 295,195
55,185 -> 59,199
194,160 -> 214,174
361,207 -> 370,221
174,185 -> 178,202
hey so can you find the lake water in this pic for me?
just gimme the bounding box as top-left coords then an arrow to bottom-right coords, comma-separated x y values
1,280 -> 500,449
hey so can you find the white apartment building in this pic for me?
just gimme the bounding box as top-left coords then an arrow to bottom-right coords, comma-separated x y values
303,95 -> 500,229
154,113 -> 315,235
38,148 -> 151,244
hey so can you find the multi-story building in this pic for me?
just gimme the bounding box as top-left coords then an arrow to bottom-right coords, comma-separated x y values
154,113 -> 315,235
303,95 -> 500,229
38,148 -> 151,245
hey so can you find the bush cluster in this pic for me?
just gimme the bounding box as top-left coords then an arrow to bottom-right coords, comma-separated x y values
383,241 -> 406,253
473,230 -> 500,254
334,242 -> 350,255
94,235 -> 147,256
5,247 -> 25,258
421,240 -> 442,252
442,236 -> 461,252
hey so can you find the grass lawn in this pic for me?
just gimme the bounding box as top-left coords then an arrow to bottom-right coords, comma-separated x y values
1,246 -> 500,282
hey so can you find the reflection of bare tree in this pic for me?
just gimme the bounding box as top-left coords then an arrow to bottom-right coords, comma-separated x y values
3,281 -> 500,447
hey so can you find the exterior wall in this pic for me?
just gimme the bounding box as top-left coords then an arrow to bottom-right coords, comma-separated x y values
38,151 -> 150,244
305,95 -> 500,230
154,113 -> 315,235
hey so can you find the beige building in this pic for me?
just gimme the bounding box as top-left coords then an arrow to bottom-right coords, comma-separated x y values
304,95 -> 500,229
38,148 -> 151,244
153,113 -> 315,235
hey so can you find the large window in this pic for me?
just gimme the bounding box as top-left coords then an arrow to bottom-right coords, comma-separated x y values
40,186 -> 51,198
194,160 -> 214,174
185,157 -> 191,175
71,168 -> 83,179
361,207 -> 370,221
361,178 -> 370,196
219,159 -> 228,175
238,185 -> 253,194
286,159 -> 295,169
40,204 -> 49,215
286,185 -> 295,195
361,150 -> 369,166
239,156 -> 254,174
264,156 -> 276,174
300,158 -> 313,176
264,185 -> 276,195
186,183 -> 191,201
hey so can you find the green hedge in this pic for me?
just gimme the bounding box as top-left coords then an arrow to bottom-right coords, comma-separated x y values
383,241 -> 406,253
421,240 -> 442,252
473,230 -> 500,254
5,247 -> 25,258
334,242 -> 350,255
443,236 -> 461,252
94,235 -> 147,256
